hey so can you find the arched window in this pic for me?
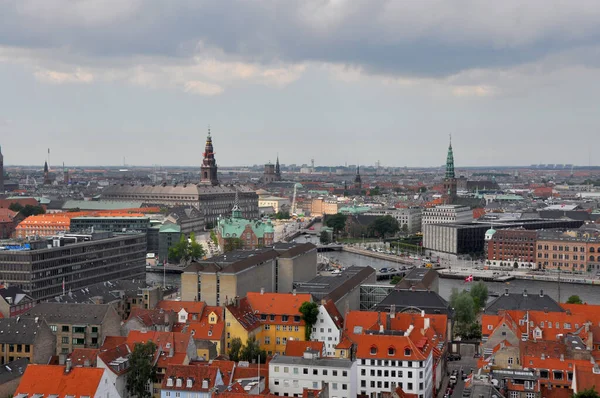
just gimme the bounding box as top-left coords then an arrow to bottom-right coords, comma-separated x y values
370,346 -> 377,355
404,348 -> 411,357
590,255 -> 595,262
388,346 -> 395,356
591,247 -> 596,253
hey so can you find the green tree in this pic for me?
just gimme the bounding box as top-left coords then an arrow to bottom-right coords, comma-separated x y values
574,387 -> 600,398
390,275 -> 403,285
224,238 -> 244,252
188,233 -> 205,261
369,216 -> 399,239
8,202 -> 23,212
275,211 -> 291,220
228,337 -> 243,362
240,336 -> 267,363
126,341 -> 157,398
11,204 -> 45,217
319,230 -> 331,245
299,301 -> 319,340
470,281 -> 489,311
168,233 -> 206,264
210,229 -> 219,246
401,224 -> 409,234
567,295 -> 583,304
326,214 -> 347,238
451,290 -> 476,325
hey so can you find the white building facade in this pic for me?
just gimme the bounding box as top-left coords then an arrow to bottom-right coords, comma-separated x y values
422,205 -> 472,226
269,352 -> 357,398
364,207 -> 423,233
312,304 -> 342,357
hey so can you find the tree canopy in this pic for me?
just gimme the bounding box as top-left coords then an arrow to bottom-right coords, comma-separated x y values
470,281 -> 489,311
319,230 -> 331,245
567,295 -> 583,304
574,387 -> 600,398
326,214 -> 347,236
450,288 -> 476,325
168,233 -> 206,264
299,301 -> 319,340
223,237 -> 244,253
8,203 -> 45,217
369,215 -> 399,238
228,337 -> 243,362
240,336 -> 267,363
126,341 -> 157,398
275,211 -> 291,219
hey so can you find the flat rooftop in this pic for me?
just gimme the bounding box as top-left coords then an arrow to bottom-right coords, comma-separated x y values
293,266 -> 375,302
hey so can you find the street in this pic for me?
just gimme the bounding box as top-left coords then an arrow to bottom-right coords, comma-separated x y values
438,344 -> 478,398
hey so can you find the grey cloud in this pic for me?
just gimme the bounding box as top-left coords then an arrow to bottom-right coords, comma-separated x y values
1,0 -> 600,77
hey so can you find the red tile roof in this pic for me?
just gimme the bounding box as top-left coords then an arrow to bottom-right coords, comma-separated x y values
15,364 -> 105,397
157,300 -> 206,315
354,333 -> 429,361
102,335 -> 127,349
162,364 -> 222,392
322,299 -> 344,329
284,340 -> 324,357
69,348 -> 99,367
226,297 -> 262,332
126,330 -> 192,368
192,360 -> 236,384
98,342 -> 131,375
127,307 -> 173,327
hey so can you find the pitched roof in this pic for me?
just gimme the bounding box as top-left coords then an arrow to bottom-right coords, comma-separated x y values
226,297 -> 262,332
246,292 -> 312,316
192,360 -> 236,385
322,299 -> 344,329
127,308 -> 174,327
126,330 -> 191,368
574,366 -> 600,394
274,242 -> 317,258
0,317 -> 47,344
484,291 -> 564,314
157,300 -> 206,315
0,286 -> 32,305
284,340 -> 324,357
353,333 -> 429,361
162,365 -> 221,392
14,364 -> 105,397
97,342 -> 131,375
0,358 -> 28,385
375,290 -> 450,315
22,302 -> 113,324
69,348 -> 99,367
102,335 -> 127,350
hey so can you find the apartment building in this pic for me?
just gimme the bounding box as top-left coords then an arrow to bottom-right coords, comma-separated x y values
0,286 -> 35,318
364,207 -> 423,233
0,232 -> 146,301
311,299 -> 344,357
0,318 -> 55,365
269,351 -> 357,398
22,302 -> 121,355
161,365 -> 224,398
485,228 -> 537,267
536,229 -> 600,273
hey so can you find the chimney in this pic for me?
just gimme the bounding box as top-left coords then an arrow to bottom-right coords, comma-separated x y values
421,310 -> 425,318
544,307 -> 548,313
379,324 -> 384,334
65,358 -> 72,373
424,318 -> 430,331
292,288 -> 297,296
84,359 -> 91,367
235,296 -> 240,307
560,354 -> 564,362
260,288 -> 265,295
541,353 -> 545,360
321,299 -> 326,306
540,289 -> 544,297
58,354 -> 66,365
390,304 -> 396,319
505,288 -> 509,296
566,309 -> 571,316
523,289 -> 528,297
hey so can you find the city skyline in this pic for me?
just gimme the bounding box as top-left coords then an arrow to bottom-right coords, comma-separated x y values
1,1 -> 599,167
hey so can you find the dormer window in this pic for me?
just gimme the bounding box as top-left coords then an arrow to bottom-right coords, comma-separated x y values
176,378 -> 183,387
187,378 -> 194,388
166,377 -> 174,387
404,348 -> 411,357
370,346 -> 377,355
388,347 -> 395,356
208,330 -> 213,337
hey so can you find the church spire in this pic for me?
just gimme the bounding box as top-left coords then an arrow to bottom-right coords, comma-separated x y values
354,164 -> 362,190
445,134 -> 455,179
275,154 -> 281,177
200,126 -> 219,185
231,187 -> 242,218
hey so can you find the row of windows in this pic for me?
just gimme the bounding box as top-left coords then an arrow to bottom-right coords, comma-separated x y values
360,358 -> 424,368
264,325 -> 300,332
0,344 -> 30,353
261,315 -> 301,323
361,380 -> 422,392
273,366 -> 348,377
360,368 -> 423,379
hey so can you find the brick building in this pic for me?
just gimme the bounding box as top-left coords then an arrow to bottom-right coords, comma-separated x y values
485,228 -> 537,267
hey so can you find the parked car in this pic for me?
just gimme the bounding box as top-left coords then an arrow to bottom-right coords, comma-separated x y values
447,353 -> 461,361
449,375 -> 457,386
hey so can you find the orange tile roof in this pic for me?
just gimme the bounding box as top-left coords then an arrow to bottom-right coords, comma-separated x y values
127,307 -> 174,327
126,330 -> 192,368
344,311 -> 385,334
97,342 -> 131,375
574,365 -> 600,393
226,297 -> 262,332
157,300 -> 206,315
284,340 -> 324,357
246,292 -> 312,316
69,348 -> 99,367
15,364 -> 105,397
102,335 -> 127,350
233,362 -> 269,384
192,360 -> 236,384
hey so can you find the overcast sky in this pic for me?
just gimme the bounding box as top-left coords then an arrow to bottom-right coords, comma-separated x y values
0,1 -> 599,168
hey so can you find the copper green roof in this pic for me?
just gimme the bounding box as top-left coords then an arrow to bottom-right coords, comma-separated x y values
159,224 -> 181,233
217,215 -> 274,239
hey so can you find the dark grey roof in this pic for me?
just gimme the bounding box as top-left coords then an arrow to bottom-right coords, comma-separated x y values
168,206 -> 202,221
274,242 -> 317,258
0,318 -> 47,344
294,266 -> 375,303
484,290 -> 564,315
269,355 -> 354,368
48,279 -> 150,304
22,302 -> 113,324
185,248 -> 279,275
395,268 -> 438,290
0,358 -> 29,384
375,290 -> 450,315
468,382 -> 505,398
0,286 -> 33,305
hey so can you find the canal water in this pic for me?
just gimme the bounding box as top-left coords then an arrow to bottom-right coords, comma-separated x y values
146,248 -> 600,305
322,251 -> 600,305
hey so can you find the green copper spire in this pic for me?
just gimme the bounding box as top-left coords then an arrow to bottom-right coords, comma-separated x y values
445,134 -> 455,179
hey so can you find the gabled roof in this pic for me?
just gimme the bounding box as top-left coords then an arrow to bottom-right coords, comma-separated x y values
284,341 -> 324,357
156,300 -> 206,315
226,297 -> 262,332
69,348 -> 99,367
126,330 -> 192,368
14,364 -> 105,397
574,365 -> 600,394
22,302 -> 114,324
354,333 -> 429,361
127,308 -> 174,327
246,292 -> 312,316
175,309 -> 225,341
484,291 -> 564,314
0,286 -> 32,305
162,365 -> 221,392
97,343 -> 131,375
0,317 -> 48,344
